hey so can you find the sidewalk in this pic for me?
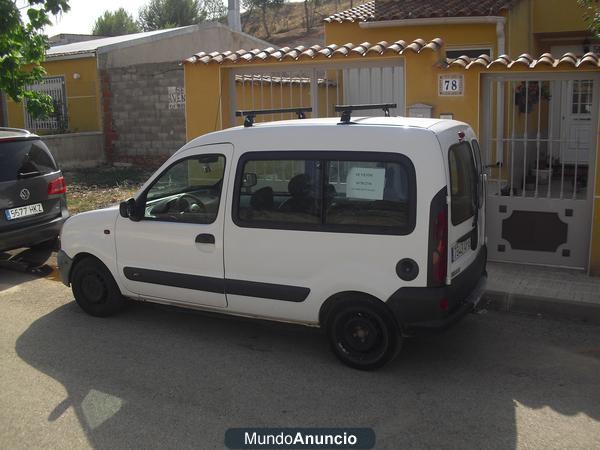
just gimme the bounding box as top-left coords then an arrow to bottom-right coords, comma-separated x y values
483,261 -> 600,324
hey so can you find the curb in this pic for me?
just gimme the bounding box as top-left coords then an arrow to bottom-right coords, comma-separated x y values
482,290 -> 600,325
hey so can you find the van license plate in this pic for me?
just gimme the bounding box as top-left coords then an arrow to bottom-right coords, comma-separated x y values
5,203 -> 44,220
452,238 -> 471,262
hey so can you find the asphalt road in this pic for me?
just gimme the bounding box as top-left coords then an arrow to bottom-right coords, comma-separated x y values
1,255 -> 600,449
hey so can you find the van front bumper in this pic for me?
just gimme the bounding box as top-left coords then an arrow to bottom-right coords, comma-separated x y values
386,245 -> 487,334
57,250 -> 73,286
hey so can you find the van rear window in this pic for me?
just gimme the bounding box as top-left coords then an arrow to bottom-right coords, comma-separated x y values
326,160 -> 409,229
448,141 -> 477,225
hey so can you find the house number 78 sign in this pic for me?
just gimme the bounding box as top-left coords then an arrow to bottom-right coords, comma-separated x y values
439,74 -> 464,96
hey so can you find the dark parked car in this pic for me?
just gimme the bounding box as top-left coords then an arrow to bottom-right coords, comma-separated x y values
0,128 -> 69,252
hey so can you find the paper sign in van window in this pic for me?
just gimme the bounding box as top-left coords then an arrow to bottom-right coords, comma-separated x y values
346,167 -> 385,200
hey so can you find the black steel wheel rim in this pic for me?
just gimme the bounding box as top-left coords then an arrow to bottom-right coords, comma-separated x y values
334,309 -> 389,364
80,271 -> 108,304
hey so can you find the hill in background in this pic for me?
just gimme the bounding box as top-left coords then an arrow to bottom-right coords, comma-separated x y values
239,0 -> 362,48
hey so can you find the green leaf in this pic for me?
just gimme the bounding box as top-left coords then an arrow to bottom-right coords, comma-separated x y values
0,0 -> 69,119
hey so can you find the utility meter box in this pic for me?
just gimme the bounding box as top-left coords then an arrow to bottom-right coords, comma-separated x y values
408,103 -> 433,118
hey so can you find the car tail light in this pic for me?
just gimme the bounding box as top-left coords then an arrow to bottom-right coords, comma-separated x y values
48,176 -> 67,195
428,188 -> 448,287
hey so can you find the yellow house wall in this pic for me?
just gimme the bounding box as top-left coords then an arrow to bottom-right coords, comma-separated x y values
404,52 -> 481,131
532,0 -> 587,34
184,63 -> 223,140
6,56 -> 101,133
507,0 -> 532,56
6,95 -> 25,129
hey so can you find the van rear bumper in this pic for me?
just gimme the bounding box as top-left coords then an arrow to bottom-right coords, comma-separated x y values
386,245 -> 487,334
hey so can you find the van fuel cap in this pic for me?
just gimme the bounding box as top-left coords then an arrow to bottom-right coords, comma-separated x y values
396,258 -> 419,281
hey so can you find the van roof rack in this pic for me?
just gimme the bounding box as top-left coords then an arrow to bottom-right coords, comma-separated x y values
335,103 -> 397,124
236,107 -> 312,127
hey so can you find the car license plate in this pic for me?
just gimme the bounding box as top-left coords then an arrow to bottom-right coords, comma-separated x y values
452,238 -> 471,262
4,203 -> 44,220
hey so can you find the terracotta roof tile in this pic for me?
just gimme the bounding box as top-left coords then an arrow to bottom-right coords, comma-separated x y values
184,38 -> 443,64
445,52 -> 600,69
324,0 -> 515,23
234,74 -> 337,87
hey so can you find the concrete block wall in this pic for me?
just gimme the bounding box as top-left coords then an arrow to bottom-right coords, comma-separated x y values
106,61 -> 187,166
41,131 -> 105,169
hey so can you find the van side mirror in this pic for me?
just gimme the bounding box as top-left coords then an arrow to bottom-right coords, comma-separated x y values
119,198 -> 141,221
242,172 -> 257,188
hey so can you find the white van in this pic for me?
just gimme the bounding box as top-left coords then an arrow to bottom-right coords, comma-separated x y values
58,111 -> 487,370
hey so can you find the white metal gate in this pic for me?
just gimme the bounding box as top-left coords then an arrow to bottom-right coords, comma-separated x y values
24,75 -> 68,131
481,73 -> 600,269
228,60 -> 404,126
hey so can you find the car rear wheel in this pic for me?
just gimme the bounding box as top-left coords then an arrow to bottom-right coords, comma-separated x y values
326,299 -> 400,370
71,257 -> 126,317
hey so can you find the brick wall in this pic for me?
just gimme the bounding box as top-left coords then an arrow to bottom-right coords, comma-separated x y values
100,70 -> 117,163
106,61 -> 187,166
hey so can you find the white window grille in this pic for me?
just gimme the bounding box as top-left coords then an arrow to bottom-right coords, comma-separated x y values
24,76 -> 68,131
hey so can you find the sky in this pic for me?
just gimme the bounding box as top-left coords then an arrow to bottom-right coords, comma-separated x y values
18,0 -> 305,37
17,0 -> 188,36
44,0 -> 148,35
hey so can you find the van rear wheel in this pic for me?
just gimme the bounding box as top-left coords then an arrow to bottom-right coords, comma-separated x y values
71,257 -> 126,317
326,299 -> 400,370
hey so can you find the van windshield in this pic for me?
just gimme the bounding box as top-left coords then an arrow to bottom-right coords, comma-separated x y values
448,141 -> 477,225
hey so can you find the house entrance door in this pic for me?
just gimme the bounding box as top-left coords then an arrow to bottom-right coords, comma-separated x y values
481,73 -> 600,269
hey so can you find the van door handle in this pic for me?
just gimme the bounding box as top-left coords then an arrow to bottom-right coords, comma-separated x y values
195,233 -> 215,244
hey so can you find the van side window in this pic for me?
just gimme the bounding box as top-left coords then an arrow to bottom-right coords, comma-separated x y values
238,159 -> 322,224
326,160 -> 410,229
143,155 -> 225,224
448,142 -> 477,225
235,152 -> 416,235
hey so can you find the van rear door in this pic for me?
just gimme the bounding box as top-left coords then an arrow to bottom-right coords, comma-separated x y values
444,136 -> 481,280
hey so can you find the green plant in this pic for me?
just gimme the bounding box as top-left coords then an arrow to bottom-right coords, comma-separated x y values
0,0 -> 70,119
93,8 -> 140,36
514,81 -> 551,114
578,0 -> 600,36
139,0 -> 206,31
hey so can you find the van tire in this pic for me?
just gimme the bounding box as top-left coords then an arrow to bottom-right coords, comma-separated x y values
71,257 -> 126,317
326,299 -> 400,370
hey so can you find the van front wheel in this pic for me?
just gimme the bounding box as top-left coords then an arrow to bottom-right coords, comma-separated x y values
71,257 -> 126,317
326,300 -> 400,370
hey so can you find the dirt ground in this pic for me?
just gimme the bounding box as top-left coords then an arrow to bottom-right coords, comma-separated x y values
62,166 -> 154,215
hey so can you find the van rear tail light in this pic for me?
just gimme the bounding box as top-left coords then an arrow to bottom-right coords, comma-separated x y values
431,208 -> 448,284
428,188 -> 448,287
48,176 -> 67,195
